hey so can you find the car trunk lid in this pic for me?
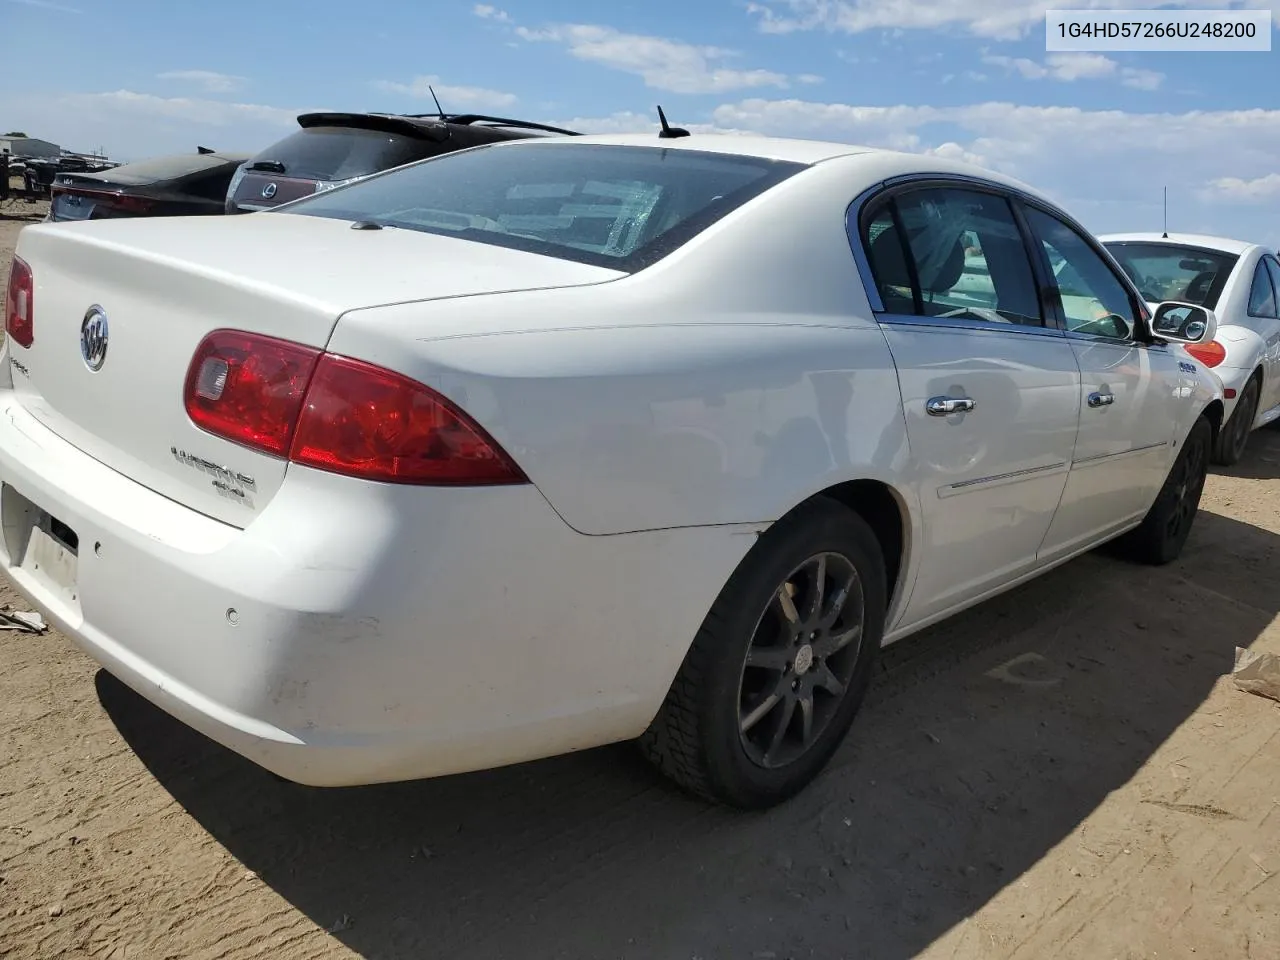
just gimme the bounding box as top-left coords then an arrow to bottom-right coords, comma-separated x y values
8,213 -> 622,527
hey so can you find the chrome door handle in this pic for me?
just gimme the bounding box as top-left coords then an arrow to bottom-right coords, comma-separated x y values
1087,392 -> 1115,408
926,396 -> 977,417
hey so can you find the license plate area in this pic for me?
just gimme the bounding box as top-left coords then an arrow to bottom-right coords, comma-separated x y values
50,194 -> 96,221
2,484 -> 80,608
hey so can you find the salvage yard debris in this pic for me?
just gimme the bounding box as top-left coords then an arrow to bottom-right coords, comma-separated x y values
1231,646 -> 1280,704
0,606 -> 46,633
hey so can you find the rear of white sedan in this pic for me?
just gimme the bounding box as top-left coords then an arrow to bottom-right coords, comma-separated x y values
0,139 -> 825,791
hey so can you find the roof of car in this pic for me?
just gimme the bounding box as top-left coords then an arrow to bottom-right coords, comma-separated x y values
508,133 -> 1055,204
528,132 -> 877,164
1098,232 -> 1258,256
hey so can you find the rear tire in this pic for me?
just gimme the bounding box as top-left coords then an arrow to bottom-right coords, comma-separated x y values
1117,415 -> 1211,565
1213,375 -> 1260,466
639,497 -> 886,809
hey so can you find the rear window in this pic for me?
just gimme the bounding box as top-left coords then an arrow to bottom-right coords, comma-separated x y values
283,142 -> 805,271
1102,241 -> 1239,310
92,153 -> 239,186
253,126 -> 428,181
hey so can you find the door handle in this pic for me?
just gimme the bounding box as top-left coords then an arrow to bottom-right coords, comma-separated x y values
926,396 -> 977,417
1087,392 -> 1115,408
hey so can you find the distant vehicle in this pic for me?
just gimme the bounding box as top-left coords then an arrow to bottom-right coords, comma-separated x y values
3,134 -> 1221,809
48,149 -> 249,222
225,112 -> 579,214
22,156 -> 117,197
1104,233 -> 1280,465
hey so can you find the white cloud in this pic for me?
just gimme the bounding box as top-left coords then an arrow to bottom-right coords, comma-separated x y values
514,23 -> 792,94
0,89 -> 305,160
747,0 -> 1280,40
372,76 -> 518,110
703,99 -> 1280,246
473,4 -> 510,21
1208,173 -> 1280,203
156,70 -> 248,94
981,52 -> 1164,89
1120,67 -> 1164,91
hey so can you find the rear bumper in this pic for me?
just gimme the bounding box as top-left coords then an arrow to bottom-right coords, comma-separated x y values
0,391 -> 753,786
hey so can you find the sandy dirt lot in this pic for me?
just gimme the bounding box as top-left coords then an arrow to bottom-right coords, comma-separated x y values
0,211 -> 1277,960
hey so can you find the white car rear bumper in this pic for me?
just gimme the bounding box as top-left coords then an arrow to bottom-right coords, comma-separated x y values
0,393 -> 752,786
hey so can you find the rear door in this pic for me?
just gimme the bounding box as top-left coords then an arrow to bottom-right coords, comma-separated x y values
1027,206 -> 1185,560
859,182 -> 1081,626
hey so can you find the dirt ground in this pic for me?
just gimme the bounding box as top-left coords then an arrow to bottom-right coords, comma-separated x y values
0,211 -> 1277,960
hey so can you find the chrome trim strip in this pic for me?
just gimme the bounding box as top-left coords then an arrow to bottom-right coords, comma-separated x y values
878,311 -> 1066,339
845,183 -> 888,313
1071,440 -> 1169,467
937,461 -> 1069,499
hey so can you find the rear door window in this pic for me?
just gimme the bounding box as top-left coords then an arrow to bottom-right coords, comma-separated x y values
863,187 -> 1043,327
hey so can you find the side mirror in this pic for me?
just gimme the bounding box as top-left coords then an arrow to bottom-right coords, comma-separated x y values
1151,301 -> 1217,345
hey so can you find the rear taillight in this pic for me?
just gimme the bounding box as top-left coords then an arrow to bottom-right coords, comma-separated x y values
183,330 -> 527,486
5,256 -> 33,348
1185,340 -> 1227,368
184,332 -> 321,456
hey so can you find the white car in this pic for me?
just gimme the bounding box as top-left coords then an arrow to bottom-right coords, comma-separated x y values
1102,233 -> 1280,465
0,134 -> 1222,808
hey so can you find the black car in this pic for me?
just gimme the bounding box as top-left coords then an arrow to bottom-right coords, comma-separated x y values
225,112 -> 579,214
22,155 -> 117,198
48,149 -> 249,222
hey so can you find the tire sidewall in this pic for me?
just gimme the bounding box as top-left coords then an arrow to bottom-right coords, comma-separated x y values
698,499 -> 887,807
1155,416 -> 1211,560
1231,378 -> 1260,460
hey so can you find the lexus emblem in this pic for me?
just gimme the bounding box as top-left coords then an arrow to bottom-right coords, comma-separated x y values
80,305 -> 109,372
262,182 -> 278,199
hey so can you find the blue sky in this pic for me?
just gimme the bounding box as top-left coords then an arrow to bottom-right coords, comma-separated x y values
2,0 -> 1278,248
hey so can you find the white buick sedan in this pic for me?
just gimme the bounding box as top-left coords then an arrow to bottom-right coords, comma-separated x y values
1,133 -> 1222,808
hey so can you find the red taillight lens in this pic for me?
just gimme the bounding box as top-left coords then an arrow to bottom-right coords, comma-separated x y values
1185,340 -> 1227,368
291,355 -> 527,485
5,256 -> 34,348
107,193 -> 157,215
183,331 -> 321,456
184,331 -> 527,486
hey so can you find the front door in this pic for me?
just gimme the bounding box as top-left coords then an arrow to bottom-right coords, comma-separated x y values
860,184 -> 1081,628
1026,206 -> 1186,560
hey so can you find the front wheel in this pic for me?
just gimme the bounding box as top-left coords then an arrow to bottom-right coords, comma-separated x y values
1213,376 -> 1260,466
1117,415 -> 1211,565
639,498 -> 886,809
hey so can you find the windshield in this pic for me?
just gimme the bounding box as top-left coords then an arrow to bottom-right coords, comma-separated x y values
283,142 -> 805,271
252,126 -> 427,181
1102,241 -> 1239,309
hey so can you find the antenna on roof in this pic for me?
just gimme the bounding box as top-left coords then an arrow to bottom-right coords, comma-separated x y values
428,85 -> 446,119
1162,185 -> 1168,239
656,105 -> 690,139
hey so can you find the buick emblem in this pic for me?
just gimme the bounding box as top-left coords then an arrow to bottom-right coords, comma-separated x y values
80,305 -> 109,372
262,182 -> 278,199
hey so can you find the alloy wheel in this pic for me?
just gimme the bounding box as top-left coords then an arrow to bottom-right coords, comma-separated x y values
737,552 -> 865,769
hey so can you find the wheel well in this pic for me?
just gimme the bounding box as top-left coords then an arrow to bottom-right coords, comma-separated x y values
1202,398 -> 1225,443
813,479 -> 906,608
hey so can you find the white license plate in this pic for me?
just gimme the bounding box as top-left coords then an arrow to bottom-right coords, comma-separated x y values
51,195 -> 95,221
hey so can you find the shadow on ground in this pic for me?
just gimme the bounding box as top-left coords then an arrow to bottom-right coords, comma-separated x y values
98,500 -> 1278,960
